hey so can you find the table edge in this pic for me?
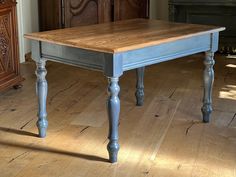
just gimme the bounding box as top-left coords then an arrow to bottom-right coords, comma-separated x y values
24,27 -> 225,54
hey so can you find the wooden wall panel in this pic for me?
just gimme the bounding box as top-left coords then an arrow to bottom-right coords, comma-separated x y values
39,0 -> 149,30
65,0 -> 99,27
65,0 -> 112,27
38,0 -> 62,31
114,0 -> 149,21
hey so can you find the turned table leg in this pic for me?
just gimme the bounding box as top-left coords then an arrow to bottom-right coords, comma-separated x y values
201,51 -> 215,123
35,60 -> 48,138
107,77 -> 120,163
135,67 -> 145,106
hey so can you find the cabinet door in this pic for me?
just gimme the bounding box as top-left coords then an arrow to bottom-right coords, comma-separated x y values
38,0 -> 62,31
0,4 -> 21,90
114,0 -> 149,21
65,0 -> 111,27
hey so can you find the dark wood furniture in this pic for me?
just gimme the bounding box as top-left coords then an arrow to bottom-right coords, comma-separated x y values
0,0 -> 23,92
38,0 -> 149,31
169,0 -> 236,54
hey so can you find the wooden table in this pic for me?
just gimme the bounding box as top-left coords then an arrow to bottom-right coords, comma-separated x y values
25,19 -> 225,163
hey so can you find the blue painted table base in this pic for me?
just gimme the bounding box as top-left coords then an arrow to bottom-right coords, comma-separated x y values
135,67 -> 145,106
35,60 -> 48,138
31,31 -> 219,163
202,51 -> 215,123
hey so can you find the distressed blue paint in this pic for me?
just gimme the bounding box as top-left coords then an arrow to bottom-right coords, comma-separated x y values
211,33 -> 220,52
122,33 -> 211,70
107,77 -> 120,163
30,31 -> 221,163
31,40 -> 42,62
103,53 -> 123,77
32,33 -> 214,73
35,60 -> 48,138
201,51 -> 215,123
135,67 -> 145,106
41,42 -> 105,71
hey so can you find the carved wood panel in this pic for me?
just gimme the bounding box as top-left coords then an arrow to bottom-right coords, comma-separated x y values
65,0 -> 99,27
39,0 -> 149,30
114,0 -> 149,21
38,0 -> 62,31
0,0 -> 16,5
0,2 -> 23,91
65,0 -> 111,27
0,8 -> 14,76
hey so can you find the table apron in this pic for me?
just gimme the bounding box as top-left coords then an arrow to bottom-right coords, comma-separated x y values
122,33 -> 213,71
31,32 -> 218,75
40,42 -> 105,72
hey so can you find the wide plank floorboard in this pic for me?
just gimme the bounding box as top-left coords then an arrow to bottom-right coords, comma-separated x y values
0,54 -> 235,177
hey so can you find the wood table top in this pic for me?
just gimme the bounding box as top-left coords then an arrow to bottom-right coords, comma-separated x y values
25,19 -> 225,54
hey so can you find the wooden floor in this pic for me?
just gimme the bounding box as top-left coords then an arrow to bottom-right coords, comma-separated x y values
0,54 -> 235,177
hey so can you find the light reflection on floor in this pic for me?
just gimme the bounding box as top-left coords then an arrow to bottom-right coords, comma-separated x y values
219,85 -> 236,101
226,64 -> 236,68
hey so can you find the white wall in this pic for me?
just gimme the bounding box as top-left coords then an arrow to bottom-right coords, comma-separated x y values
150,0 -> 169,20
17,0 -> 39,63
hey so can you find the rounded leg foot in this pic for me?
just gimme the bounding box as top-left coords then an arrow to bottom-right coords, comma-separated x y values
38,127 -> 47,138
202,114 -> 210,123
201,104 -> 212,123
37,120 -> 48,138
107,140 -> 120,163
135,94 -> 144,106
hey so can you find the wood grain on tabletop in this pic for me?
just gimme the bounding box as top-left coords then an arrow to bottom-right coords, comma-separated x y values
24,19 -> 225,53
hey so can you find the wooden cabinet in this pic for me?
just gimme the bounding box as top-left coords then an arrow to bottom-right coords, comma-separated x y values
64,0 -> 112,27
39,0 -> 149,31
0,0 -> 23,92
114,0 -> 149,21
